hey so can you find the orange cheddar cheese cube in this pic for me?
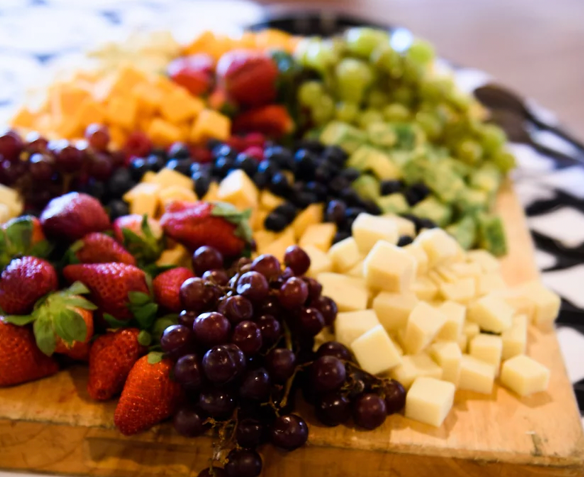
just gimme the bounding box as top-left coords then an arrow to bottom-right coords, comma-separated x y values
147,118 -> 181,146
106,95 -> 138,130
75,98 -> 106,129
11,107 -> 35,129
160,88 -> 205,124
190,109 -> 230,144
132,82 -> 163,115
50,84 -> 92,118
109,65 -> 148,98
108,125 -> 129,148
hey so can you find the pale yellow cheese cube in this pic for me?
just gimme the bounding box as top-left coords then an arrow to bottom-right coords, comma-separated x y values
403,243 -> 428,276
405,377 -> 455,427
502,314 -> 528,360
373,291 -> 419,331
467,293 -> 513,333
317,272 -> 368,312
158,185 -> 197,206
217,170 -> 259,209
254,230 -> 277,251
303,244 -> 333,278
156,244 -> 189,267
459,355 -> 496,394
413,276 -> 438,301
391,353 -> 443,389
335,310 -> 380,347
476,272 -> 506,296
382,214 -> 416,237
328,237 -> 362,273
259,190 -> 284,210
429,341 -> 462,385
259,227 -> 295,260
427,270 -> 444,287
202,182 -> 220,202
151,167 -> 193,191
516,280 -> 561,327
439,277 -> 476,303
130,190 -> 160,217
403,302 -> 447,354
123,182 -> 161,203
436,301 -> 465,341
414,228 -> 461,267
463,321 -> 480,340
0,184 -> 23,217
467,249 -> 500,273
346,260 -> 364,278
351,325 -> 402,375
458,333 -> 468,353
291,204 -> 323,239
435,265 -> 459,283
352,213 -> 398,254
299,223 -> 336,252
253,208 -> 269,231
450,262 -> 482,279
469,333 -> 503,368
0,203 -> 10,223
492,288 -> 536,322
363,241 -> 417,293
500,355 -> 550,397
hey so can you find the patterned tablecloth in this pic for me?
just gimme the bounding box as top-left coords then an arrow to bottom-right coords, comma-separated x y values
0,3 -> 583,475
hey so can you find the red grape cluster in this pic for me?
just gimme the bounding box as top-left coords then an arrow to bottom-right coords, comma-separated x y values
159,244 -> 406,477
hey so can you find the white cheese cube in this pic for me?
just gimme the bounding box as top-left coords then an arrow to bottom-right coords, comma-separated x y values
517,281 -> 561,327
500,355 -> 550,397
429,341 -> 462,385
317,273 -> 368,312
476,272 -> 506,296
427,270 -> 444,287
435,265 -> 459,283
457,333 -> 468,353
351,325 -> 402,375
459,355 -> 496,394
405,377 -> 455,427
467,293 -> 513,333
363,241 -> 417,293
291,204 -> 323,239
492,288 -> 536,322
382,214 -> 416,237
403,302 -> 447,354
328,237 -> 362,273
439,278 -> 476,303
413,276 -> 438,301
501,314 -> 528,360
414,229 -> 461,267
467,249 -> 500,273
373,291 -> 419,331
436,301 -> 466,341
346,260 -> 364,278
352,213 -> 398,254
403,243 -> 428,276
469,333 -> 503,368
0,203 -> 10,223
260,190 -> 284,210
390,353 -> 443,389
0,184 -> 23,217
450,262 -> 482,279
304,245 -> 333,278
463,321 -> 480,341
217,169 -> 259,208
299,223 -> 336,252
335,310 -> 380,347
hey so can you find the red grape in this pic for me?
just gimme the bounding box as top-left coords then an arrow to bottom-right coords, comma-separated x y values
353,393 -> 387,430
218,295 -> 253,324
202,345 -> 243,384
270,414 -> 308,451
311,295 -> 338,326
160,324 -> 194,360
192,312 -> 231,347
265,348 -> 296,384
85,124 -> 110,152
284,245 -> 310,275
193,246 -> 224,275
383,379 -> 406,415
0,130 -> 23,162
28,153 -> 54,181
178,310 -> 197,328
173,404 -> 205,437
311,356 -> 346,393
316,341 -> 352,361
202,269 -> 229,286
256,314 -> 281,348
297,307 -> 325,337
224,343 -> 246,374
315,393 -> 351,427
279,277 -> 308,309
198,387 -> 236,419
236,271 -> 269,302
250,254 -> 281,280
25,132 -> 48,153
0,159 -> 25,185
54,142 -> 84,173
180,277 -> 221,312
236,418 -> 265,448
239,367 -> 271,401
232,321 -> 262,356
256,296 -> 281,316
88,152 -> 113,181
303,277 -> 322,301
174,354 -> 204,390
224,449 -> 262,477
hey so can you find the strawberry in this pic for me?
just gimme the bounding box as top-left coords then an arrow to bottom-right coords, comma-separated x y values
217,50 -> 278,107
160,201 -> 253,258
40,192 -> 111,241
70,232 -> 136,265
167,54 -> 215,96
0,215 -> 52,269
152,267 -> 194,312
54,306 -> 94,361
233,105 -> 294,138
114,354 -> 183,435
0,256 -> 58,315
0,319 -> 59,387
63,263 -> 152,321
113,215 -> 164,265
88,328 -> 148,401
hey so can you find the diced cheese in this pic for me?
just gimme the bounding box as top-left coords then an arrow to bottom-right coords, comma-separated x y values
382,214 -> 416,237
317,272 -> 368,312
351,325 -> 402,375
413,276 -> 438,301
502,314 -> 528,360
328,237 -> 362,273
335,310 -> 380,347
459,355 -> 496,394
352,213 -> 398,254
105,95 -> 138,130
218,170 -> 259,209
346,260 -> 364,278
151,167 -> 194,191
259,227 -> 295,260
260,190 -> 284,211
364,241 -> 417,293
500,355 -> 550,397
469,334 -> 503,368
458,333 -> 468,353
254,230 -> 277,251
0,184 -> 23,217
291,204 -> 323,239
158,185 -> 198,206
203,182 -> 220,202
123,182 -> 161,203
160,88 -> 204,123
132,81 -> 163,114
253,208 -> 269,231
156,244 -> 189,267
403,302 -> 447,354
429,341 -> 462,385
303,244 -> 333,278
403,243 -> 428,276
463,321 -> 480,340
492,288 -> 536,322
405,377 -> 455,427
450,262 -> 482,279
190,109 -> 231,143
391,353 -> 443,389
148,118 -> 182,145
467,249 -> 500,273
414,228 -> 461,267
373,291 -> 418,332
435,265 -> 459,283
467,293 -> 513,333
299,223 -> 336,252
516,280 -> 561,327
130,190 -> 160,217
439,277 -> 476,303
476,272 -> 506,296
436,301 -> 466,341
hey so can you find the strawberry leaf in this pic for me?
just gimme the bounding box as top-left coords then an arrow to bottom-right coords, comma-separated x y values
132,302 -> 158,329
122,221 -> 163,267
3,314 -> 36,326
62,296 -> 97,311
5,218 -> 32,250
137,330 -> 152,347
210,203 -> 253,243
103,313 -> 128,329
54,308 -> 87,345
147,351 -> 163,365
128,291 -> 151,306
142,263 -> 176,278
33,318 -> 56,356
66,281 -> 91,296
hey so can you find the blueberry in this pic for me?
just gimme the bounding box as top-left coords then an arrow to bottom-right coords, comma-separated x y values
107,168 -> 135,199
291,191 -> 318,208
326,200 -> 347,224
265,146 -> 294,171
405,183 -> 430,206
345,207 -> 365,221
362,199 -> 382,215
380,180 -> 403,196
322,146 -> 348,167
418,217 -> 437,230
192,171 -> 211,198
168,142 -> 191,160
150,148 -> 167,159
166,158 -> 192,176
305,181 -> 327,201
81,179 -> 106,200
341,167 -> 360,182
397,235 -> 414,247
273,202 -> 297,222
190,162 -> 211,176
235,153 -> 258,177
294,139 -> 324,154
146,154 -> 166,172
410,182 -> 430,199
206,138 -> 223,150
400,214 -> 436,234
404,188 -> 422,206
264,212 -> 288,232
314,164 -> 335,183
340,188 -> 365,207
108,199 -> 129,220
332,231 -> 351,244
128,157 -> 148,181
328,175 -> 350,195
258,160 -> 277,177
252,170 -> 269,189
269,172 -> 292,197
294,149 -> 318,180
214,156 -> 235,177
213,144 -> 237,160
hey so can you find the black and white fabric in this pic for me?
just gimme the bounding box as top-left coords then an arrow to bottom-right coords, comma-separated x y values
0,1 -> 582,430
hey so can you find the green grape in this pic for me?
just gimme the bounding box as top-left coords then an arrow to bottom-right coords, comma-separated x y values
447,89 -> 471,111
335,58 -> 374,103
312,95 -> 335,125
402,57 -> 424,84
335,101 -> 359,123
370,44 -> 402,78
456,139 -> 483,165
367,89 -> 389,109
419,77 -> 453,102
345,27 -> 390,58
298,81 -> 324,108
415,111 -> 442,140
306,39 -> 339,74
492,150 -> 516,173
479,124 -> 507,154
391,85 -> 414,106
383,103 -> 410,122
407,39 -> 435,66
358,109 -> 384,129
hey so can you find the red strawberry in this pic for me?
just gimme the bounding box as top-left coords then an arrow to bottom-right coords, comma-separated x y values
217,50 -> 278,107
114,354 -> 183,435
113,215 -> 163,265
152,267 -> 195,312
167,54 -> 215,96
40,192 -> 110,241
0,215 -> 52,269
54,306 -> 94,361
233,105 -> 294,138
160,201 -> 252,257
63,263 -> 149,320
88,328 -> 148,401
0,256 -> 58,315
72,232 -> 136,265
0,319 -> 59,387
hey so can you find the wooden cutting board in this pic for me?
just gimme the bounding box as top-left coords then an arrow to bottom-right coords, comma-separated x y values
0,182 -> 583,477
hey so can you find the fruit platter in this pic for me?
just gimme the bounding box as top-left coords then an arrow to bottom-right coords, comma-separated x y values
0,24 -> 582,477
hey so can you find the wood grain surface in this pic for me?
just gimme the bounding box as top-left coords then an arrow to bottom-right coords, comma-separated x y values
0,182 -> 583,476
